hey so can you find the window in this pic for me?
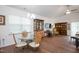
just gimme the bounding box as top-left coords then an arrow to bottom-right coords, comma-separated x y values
8,15 -> 33,33
71,22 -> 79,36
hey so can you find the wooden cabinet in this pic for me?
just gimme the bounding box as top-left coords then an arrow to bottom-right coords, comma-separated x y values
34,31 -> 44,44
34,19 -> 44,43
34,19 -> 44,31
55,22 -> 67,35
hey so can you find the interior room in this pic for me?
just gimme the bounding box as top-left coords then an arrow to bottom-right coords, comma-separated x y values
0,5 -> 79,53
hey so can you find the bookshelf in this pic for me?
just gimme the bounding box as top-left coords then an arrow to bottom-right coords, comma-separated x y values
55,22 -> 67,35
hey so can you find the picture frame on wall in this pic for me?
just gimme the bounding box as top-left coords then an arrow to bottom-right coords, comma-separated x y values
45,23 -> 51,28
0,15 -> 5,25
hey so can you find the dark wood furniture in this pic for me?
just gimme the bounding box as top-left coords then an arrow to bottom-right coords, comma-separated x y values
71,36 -> 79,48
44,30 -> 52,37
34,19 -> 44,43
55,22 -> 67,35
34,19 -> 44,31
28,19 -> 44,50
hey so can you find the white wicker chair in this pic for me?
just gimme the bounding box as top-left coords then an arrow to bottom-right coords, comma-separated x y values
12,32 -> 28,49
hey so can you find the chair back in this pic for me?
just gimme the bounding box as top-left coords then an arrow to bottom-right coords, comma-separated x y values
11,34 -> 17,44
21,31 -> 28,38
11,32 -> 28,44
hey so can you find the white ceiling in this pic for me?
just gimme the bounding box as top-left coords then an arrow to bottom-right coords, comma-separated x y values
7,5 -> 79,18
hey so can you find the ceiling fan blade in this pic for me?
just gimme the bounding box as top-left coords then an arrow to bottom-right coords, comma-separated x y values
71,9 -> 78,11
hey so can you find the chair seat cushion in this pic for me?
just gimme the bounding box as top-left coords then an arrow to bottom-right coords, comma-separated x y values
29,42 -> 40,48
15,42 -> 27,47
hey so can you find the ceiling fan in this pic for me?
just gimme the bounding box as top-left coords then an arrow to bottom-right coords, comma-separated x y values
61,5 -> 79,16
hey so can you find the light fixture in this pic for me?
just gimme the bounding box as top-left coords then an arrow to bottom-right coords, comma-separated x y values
31,14 -> 36,19
66,5 -> 71,15
66,9 -> 71,15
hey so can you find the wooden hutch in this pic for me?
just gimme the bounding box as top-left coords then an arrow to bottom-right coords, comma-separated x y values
55,22 -> 68,35
34,19 -> 44,43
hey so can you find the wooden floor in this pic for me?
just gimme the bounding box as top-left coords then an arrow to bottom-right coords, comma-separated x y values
0,35 -> 79,53
39,36 -> 79,53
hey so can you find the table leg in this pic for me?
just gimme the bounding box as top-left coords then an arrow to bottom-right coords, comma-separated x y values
75,39 -> 79,48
